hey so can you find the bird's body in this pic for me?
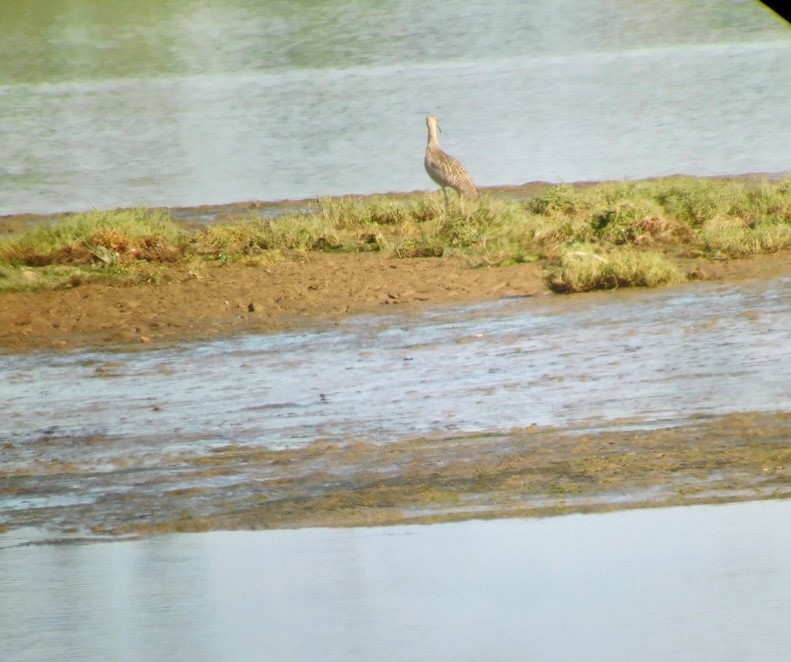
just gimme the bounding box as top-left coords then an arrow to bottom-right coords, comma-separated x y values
424,115 -> 478,204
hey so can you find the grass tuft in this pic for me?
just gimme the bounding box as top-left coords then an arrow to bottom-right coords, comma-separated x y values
700,217 -> 791,258
544,244 -> 686,293
0,208 -> 184,267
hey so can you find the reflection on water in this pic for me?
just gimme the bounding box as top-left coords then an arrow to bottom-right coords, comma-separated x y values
1,499 -> 790,661
1,0 -> 790,213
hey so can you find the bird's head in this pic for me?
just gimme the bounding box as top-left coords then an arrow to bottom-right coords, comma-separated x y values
426,114 -> 441,133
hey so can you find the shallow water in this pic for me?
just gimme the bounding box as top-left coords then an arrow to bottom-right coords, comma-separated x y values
1,499 -> 790,662
2,277 -> 789,457
1,0 -> 790,214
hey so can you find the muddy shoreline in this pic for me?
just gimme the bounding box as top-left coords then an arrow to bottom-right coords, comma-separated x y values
1,241 -> 789,355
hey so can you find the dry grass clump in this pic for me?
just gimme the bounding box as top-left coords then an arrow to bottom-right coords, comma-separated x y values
529,177 -> 791,275
526,183 -> 587,216
0,208 -> 187,290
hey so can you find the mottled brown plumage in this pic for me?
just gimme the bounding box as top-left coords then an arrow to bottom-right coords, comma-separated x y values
424,114 -> 478,206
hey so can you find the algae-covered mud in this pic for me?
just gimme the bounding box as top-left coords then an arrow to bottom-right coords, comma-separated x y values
3,412 -> 787,537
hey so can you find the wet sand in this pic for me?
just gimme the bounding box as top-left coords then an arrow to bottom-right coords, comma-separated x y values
0,253 -> 546,353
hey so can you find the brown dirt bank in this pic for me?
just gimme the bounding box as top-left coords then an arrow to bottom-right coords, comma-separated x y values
0,248 -> 789,353
0,253 -> 539,352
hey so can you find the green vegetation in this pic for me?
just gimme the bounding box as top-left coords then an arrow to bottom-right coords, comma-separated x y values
1,176 -> 790,293
0,208 -> 187,290
0,208 -> 184,266
543,245 -> 686,293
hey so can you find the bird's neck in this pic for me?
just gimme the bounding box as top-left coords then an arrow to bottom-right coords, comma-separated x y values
426,125 -> 440,149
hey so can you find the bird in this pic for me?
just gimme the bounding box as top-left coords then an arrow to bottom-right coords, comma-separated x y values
424,114 -> 478,209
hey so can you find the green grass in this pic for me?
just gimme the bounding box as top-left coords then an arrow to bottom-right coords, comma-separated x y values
699,217 -> 791,258
543,244 -> 686,293
195,215 -> 343,257
0,208 -> 188,290
1,176 -> 789,293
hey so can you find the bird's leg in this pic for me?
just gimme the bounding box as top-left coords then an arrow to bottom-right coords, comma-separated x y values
443,187 -> 449,213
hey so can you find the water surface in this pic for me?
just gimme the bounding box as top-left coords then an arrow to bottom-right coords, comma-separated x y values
1,0 -> 790,214
1,499 -> 790,661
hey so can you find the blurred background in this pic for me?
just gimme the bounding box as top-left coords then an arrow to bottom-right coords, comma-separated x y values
1,0 -> 790,215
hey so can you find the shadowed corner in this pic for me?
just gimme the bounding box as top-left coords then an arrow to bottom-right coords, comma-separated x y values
756,1 -> 791,25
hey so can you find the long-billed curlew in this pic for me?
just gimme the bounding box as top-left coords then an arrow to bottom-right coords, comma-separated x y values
424,114 -> 478,208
